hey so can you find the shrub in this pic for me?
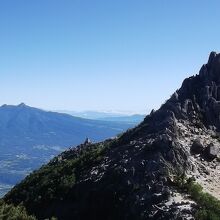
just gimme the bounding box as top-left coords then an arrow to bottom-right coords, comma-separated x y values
0,200 -> 36,219
174,174 -> 220,220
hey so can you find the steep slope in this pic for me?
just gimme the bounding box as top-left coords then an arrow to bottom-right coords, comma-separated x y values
5,52 -> 220,219
0,104 -> 135,197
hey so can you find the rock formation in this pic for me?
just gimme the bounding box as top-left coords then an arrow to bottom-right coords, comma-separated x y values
4,52 -> 220,220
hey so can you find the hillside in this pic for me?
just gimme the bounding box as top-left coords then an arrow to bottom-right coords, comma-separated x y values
0,104 -> 135,197
4,52 -> 220,219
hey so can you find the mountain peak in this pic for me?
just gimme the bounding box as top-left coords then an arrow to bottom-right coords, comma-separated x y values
17,103 -> 28,107
199,51 -> 220,81
152,51 -> 220,131
0,103 -> 29,109
208,51 -> 218,65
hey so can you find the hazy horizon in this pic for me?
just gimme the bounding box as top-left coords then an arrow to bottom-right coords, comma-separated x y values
0,102 -> 148,115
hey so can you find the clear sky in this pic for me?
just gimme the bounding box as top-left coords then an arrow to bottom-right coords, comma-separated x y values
0,0 -> 220,113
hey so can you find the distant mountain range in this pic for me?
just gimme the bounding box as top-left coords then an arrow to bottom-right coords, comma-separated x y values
98,114 -> 145,123
0,103 -> 143,197
57,110 -> 146,121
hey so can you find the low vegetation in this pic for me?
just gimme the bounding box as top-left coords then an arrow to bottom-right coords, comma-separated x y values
175,174 -> 220,220
0,200 -> 36,219
4,141 -> 108,218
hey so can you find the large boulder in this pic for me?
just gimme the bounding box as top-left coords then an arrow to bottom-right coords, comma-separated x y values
204,143 -> 219,160
190,139 -> 204,154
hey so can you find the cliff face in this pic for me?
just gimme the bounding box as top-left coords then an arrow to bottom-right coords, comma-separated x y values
4,52 -> 220,220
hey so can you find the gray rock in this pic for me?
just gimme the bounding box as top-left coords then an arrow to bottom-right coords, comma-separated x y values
190,139 -> 204,154
205,143 -> 219,160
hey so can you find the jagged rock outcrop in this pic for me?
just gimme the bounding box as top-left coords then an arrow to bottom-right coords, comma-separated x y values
4,52 -> 220,220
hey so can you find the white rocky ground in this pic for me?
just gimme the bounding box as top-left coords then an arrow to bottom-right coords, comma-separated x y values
176,119 -> 220,200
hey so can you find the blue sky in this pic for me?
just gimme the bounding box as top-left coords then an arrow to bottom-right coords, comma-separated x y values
0,0 -> 220,113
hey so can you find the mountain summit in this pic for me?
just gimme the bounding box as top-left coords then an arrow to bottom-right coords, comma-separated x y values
5,52 -> 220,219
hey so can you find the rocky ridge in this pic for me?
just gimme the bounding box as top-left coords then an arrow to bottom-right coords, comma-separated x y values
4,52 -> 220,219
